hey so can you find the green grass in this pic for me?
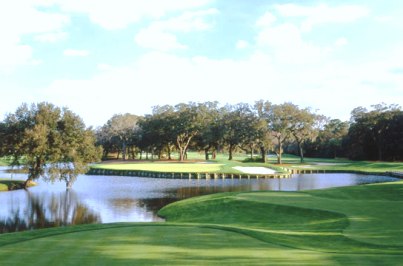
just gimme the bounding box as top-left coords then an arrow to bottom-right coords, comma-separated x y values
0,179 -> 27,191
1,181 -> 403,264
91,152 -> 287,174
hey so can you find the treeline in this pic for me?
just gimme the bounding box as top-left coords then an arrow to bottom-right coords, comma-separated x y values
96,101 -> 403,163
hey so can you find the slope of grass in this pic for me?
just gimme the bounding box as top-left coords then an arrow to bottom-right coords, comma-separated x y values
0,179 -> 27,191
1,181 -> 403,265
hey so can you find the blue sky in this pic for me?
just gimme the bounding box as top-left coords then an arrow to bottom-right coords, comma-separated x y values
1,0 -> 403,127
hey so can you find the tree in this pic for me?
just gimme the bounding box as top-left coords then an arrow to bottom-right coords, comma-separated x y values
346,104 -> 402,161
221,103 -> 255,160
104,113 -> 140,160
267,103 -> 295,164
172,103 -> 204,161
192,102 -> 222,160
254,100 -> 275,163
1,102 -> 101,189
47,109 -> 101,189
289,107 -> 320,163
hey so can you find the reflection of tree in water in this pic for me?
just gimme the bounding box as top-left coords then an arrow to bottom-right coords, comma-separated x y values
137,182 -> 275,214
1,190 -> 101,234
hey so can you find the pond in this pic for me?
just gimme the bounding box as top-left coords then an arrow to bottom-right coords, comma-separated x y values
0,166 -> 399,233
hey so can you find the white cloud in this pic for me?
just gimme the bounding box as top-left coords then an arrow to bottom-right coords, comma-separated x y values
236,40 -> 249,49
335,37 -> 348,47
63,49 -> 90,57
0,1 -> 70,72
135,30 -> 187,51
275,3 -> 369,31
35,31 -> 68,43
149,8 -> 218,32
256,12 -> 276,27
134,8 -> 218,51
56,0 -> 213,30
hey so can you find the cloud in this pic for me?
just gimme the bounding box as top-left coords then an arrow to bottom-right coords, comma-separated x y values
135,30 -> 187,51
256,12 -> 276,27
63,49 -> 90,57
35,31 -> 68,43
236,40 -> 249,49
0,1 -> 70,72
134,8 -> 218,51
335,37 -> 348,47
275,3 -> 369,31
56,0 -> 214,30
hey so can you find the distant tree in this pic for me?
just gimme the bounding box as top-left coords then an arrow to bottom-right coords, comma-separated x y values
254,100 -> 275,163
138,105 -> 176,160
172,103 -> 204,161
104,113 -> 140,160
289,107 -> 321,163
267,103 -> 295,164
305,119 -> 349,158
192,102 -> 222,160
347,104 -> 402,160
1,102 -> 101,189
221,103 -> 255,160
47,109 -> 101,189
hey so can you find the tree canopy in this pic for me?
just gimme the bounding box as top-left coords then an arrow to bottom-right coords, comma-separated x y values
0,103 -> 101,189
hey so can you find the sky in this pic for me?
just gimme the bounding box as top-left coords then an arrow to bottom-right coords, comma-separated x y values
1,0 -> 403,127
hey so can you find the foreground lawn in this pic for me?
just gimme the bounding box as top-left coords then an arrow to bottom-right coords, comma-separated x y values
1,180 -> 403,265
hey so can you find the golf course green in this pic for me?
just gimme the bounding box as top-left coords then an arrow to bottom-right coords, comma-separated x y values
0,178 -> 402,265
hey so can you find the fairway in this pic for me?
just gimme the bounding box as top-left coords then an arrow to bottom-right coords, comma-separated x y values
1,180 -> 403,265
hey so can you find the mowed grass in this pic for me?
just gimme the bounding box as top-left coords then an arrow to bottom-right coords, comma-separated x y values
91,152 -> 287,174
0,179 -> 26,191
1,181 -> 403,265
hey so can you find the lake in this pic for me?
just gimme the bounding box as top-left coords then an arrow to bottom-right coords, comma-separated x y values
0,166 -> 399,233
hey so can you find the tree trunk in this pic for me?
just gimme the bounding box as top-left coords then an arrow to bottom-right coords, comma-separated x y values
116,151 -> 120,160
299,142 -> 304,163
140,151 -> 143,160
260,146 -> 267,163
122,142 -> 127,161
277,137 -> 282,164
212,150 -> 216,160
23,178 -> 33,189
66,180 -> 72,190
179,147 -> 185,161
131,147 -> 135,159
205,148 -> 209,160
228,144 -> 234,160
167,145 -> 172,160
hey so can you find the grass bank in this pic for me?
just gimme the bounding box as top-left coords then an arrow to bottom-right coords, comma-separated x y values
0,179 -> 28,191
90,153 -> 402,178
90,152 -> 290,175
0,180 -> 402,265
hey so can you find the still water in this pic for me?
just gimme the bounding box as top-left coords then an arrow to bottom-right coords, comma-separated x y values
0,166 -> 399,233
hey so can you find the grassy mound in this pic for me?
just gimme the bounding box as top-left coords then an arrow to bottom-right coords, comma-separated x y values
0,179 -> 29,191
1,181 -> 403,265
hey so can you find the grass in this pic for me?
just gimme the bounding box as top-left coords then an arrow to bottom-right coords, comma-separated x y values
279,154 -> 403,173
0,179 -> 28,191
91,152 -> 288,174
1,180 -> 403,265
91,152 -> 403,176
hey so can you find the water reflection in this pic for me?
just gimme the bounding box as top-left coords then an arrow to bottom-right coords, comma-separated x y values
1,190 -> 101,233
0,167 -> 399,234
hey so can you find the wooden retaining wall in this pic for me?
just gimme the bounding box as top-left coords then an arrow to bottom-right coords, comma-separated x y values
290,169 -> 403,179
86,168 -> 291,179
86,168 -> 403,180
